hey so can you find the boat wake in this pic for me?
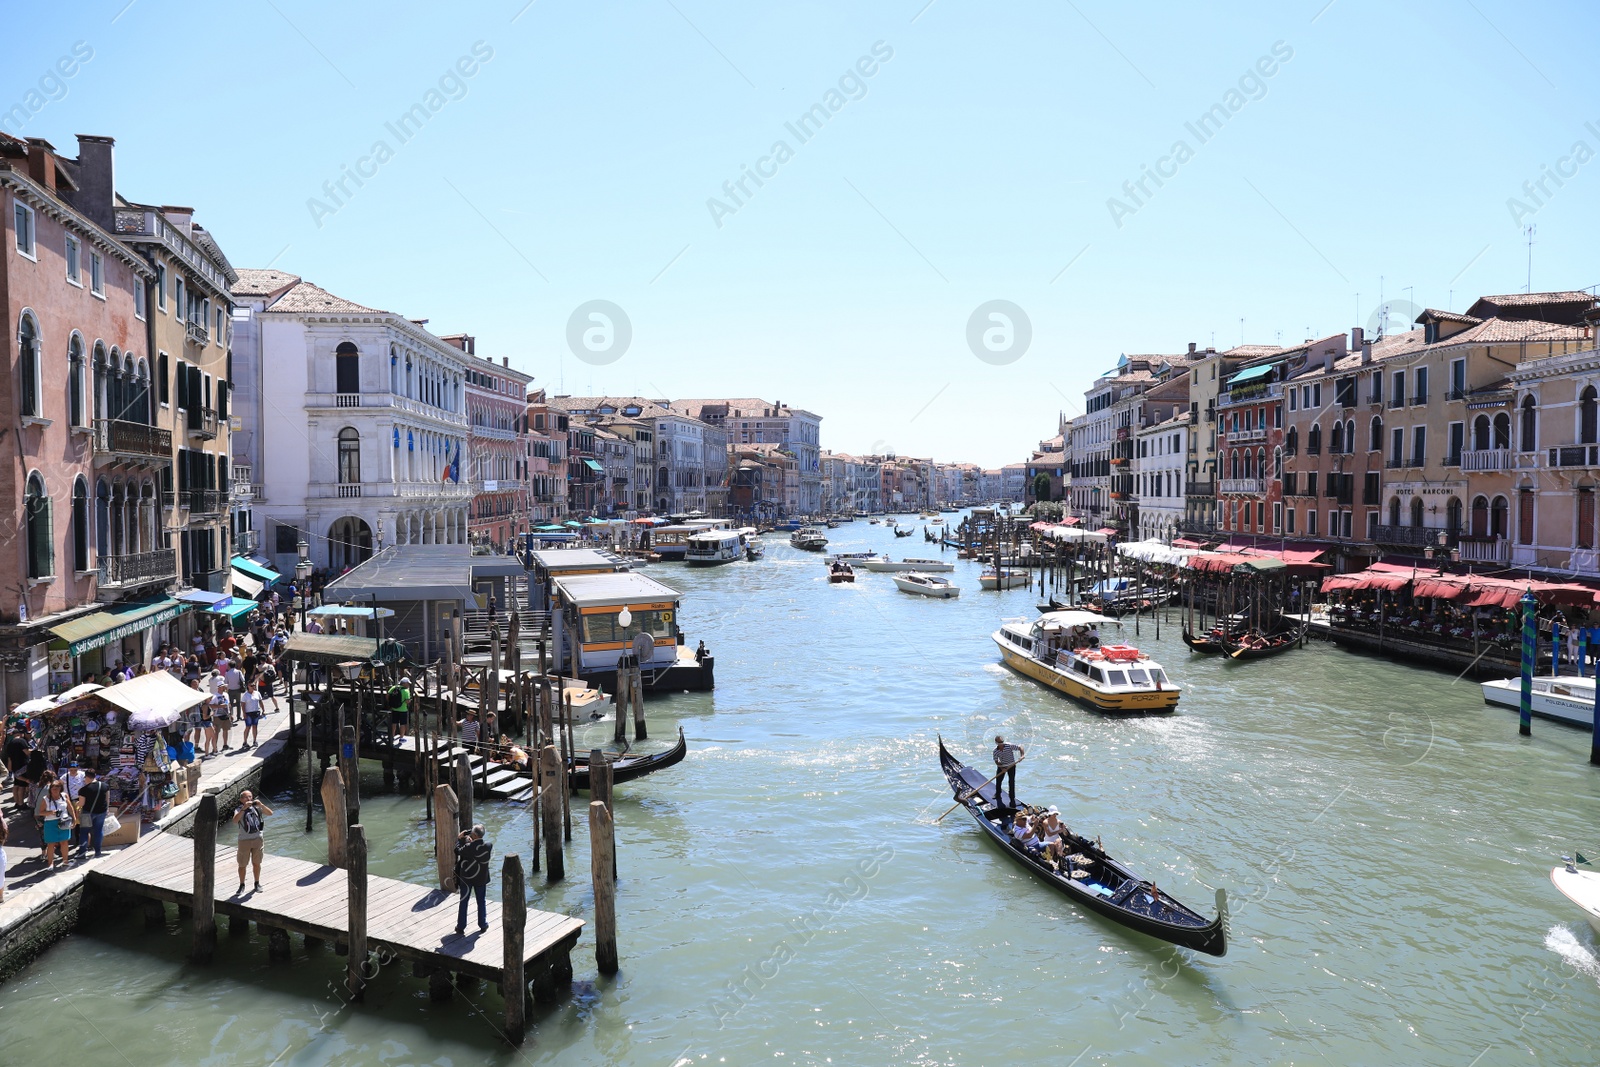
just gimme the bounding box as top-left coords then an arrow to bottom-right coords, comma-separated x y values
1543,924 -> 1600,987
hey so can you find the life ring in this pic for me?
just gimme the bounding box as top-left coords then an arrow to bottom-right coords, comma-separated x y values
1102,645 -> 1141,662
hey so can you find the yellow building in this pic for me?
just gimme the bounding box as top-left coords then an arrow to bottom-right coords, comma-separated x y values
113,199 -> 238,591
1506,341 -> 1600,575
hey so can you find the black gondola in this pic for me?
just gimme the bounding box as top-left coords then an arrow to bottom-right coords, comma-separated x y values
1220,623 -> 1307,660
1181,627 -> 1227,654
937,738 -> 1227,956
570,727 -> 687,791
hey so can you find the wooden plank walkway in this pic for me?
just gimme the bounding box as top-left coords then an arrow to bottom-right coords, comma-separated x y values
87,831 -> 582,982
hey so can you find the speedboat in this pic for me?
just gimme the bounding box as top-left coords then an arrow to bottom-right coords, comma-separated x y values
825,550 -> 883,566
1480,675 -> 1595,729
979,567 -> 1029,591
790,526 -> 828,551
894,573 -> 959,598
1551,858 -> 1600,936
828,562 -> 856,584
856,556 -> 954,573
993,610 -> 1179,714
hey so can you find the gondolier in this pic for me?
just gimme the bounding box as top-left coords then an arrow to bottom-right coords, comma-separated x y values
993,735 -> 1024,809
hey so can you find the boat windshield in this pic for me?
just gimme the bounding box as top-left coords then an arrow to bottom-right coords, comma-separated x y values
1126,668 -> 1149,686
1105,670 -> 1128,687
1150,668 -> 1168,685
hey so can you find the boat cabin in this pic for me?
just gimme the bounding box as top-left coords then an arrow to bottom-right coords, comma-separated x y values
549,571 -> 713,690
527,548 -> 630,613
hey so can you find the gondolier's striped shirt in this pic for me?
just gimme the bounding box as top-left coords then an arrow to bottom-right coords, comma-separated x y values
993,742 -> 1023,768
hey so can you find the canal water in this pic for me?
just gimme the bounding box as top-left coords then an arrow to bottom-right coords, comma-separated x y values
5,516 -> 1599,1065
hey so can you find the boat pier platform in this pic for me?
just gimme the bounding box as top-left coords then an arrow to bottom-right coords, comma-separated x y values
86,830 -> 582,1016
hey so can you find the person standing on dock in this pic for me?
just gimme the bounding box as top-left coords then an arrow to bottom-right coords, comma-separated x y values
387,679 -> 413,739
454,824 -> 492,935
232,790 -> 273,894
993,735 -> 1024,810
76,768 -> 109,859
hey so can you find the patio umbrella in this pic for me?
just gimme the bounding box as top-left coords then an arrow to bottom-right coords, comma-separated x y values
12,696 -> 56,718
127,705 -> 184,731
55,682 -> 105,703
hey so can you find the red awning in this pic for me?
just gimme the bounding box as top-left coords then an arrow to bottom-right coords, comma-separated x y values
1412,575 -> 1473,600
1094,527 -> 1117,536
1188,552 -> 1254,574
1061,517 -> 1081,526
1171,537 -> 1203,548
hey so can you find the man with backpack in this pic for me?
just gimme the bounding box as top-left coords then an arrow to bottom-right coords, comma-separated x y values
76,767 -> 111,859
387,679 -> 413,738
232,789 -> 273,894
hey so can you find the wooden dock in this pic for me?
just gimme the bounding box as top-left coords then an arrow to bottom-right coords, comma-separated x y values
86,831 -> 583,985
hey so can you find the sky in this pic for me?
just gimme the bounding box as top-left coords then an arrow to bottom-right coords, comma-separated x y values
5,0 -> 1598,467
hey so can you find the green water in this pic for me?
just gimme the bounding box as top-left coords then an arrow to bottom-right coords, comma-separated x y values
4,516 -> 1599,1066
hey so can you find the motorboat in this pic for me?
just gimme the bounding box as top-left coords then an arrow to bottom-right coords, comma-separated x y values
790,526 -> 829,551
1480,675 -> 1596,729
993,610 -> 1179,714
979,567 -> 1030,591
1550,858 -> 1600,936
744,539 -> 765,561
825,550 -> 883,566
894,573 -> 960,598
828,562 -> 856,583
685,529 -> 744,565
938,739 -> 1225,956
856,556 -> 954,573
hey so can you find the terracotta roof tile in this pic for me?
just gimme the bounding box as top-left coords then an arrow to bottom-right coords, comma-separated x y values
262,280 -> 383,314
231,268 -> 302,298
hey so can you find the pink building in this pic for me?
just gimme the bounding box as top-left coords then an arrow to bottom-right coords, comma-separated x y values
2,134 -> 159,699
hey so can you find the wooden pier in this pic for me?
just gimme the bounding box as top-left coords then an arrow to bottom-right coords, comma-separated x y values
87,831 -> 582,991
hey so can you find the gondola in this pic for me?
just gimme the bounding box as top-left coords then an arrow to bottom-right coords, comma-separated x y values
937,738 -> 1227,956
894,526 -> 915,537
1220,623 -> 1307,661
569,727 -> 687,790
1181,627 -> 1227,654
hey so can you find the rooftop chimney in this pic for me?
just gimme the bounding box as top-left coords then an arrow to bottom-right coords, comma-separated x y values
160,205 -> 194,236
1350,326 -> 1364,351
501,356 -> 508,367
1361,340 -> 1373,365
25,138 -> 56,193
74,135 -> 115,230
1188,342 -> 1196,354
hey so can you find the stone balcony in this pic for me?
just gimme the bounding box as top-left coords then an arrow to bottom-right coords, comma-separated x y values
97,548 -> 177,589
1460,448 -> 1514,472
1218,477 -> 1266,495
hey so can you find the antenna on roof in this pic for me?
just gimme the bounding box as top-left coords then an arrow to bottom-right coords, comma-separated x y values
1239,317 -> 1244,346
1524,223 -> 1536,292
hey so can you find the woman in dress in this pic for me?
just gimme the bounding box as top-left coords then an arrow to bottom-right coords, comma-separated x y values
37,777 -> 76,870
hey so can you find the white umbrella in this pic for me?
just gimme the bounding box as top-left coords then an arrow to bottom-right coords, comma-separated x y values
127,705 -> 183,731
55,682 -> 104,704
12,696 -> 56,717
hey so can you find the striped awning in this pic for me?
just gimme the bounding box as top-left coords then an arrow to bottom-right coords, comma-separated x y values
48,598 -> 191,658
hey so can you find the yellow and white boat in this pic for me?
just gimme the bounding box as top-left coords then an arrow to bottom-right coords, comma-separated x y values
992,610 -> 1179,714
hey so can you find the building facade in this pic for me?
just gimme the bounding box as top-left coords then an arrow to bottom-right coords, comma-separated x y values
455,337 -> 532,550
526,389 -> 568,524
672,398 -> 818,514
1507,342 -> 1600,575
230,271 -> 473,575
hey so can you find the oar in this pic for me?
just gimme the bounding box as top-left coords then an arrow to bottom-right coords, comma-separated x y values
934,756 -> 1024,823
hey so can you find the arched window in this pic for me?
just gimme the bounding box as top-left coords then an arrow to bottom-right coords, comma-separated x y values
1307,423 -> 1322,455
1388,496 -> 1401,527
1445,496 -> 1462,536
337,427 -> 361,483
1273,447 -> 1283,478
1581,385 -> 1598,445
335,341 -> 360,395
1491,495 -> 1509,540
95,479 -> 110,557
1330,421 -> 1344,454
1256,448 -> 1265,482
18,314 -> 41,418
1494,412 -> 1511,450
1471,495 -> 1489,537
1473,414 -> 1490,452
24,472 -> 52,579
1230,451 -> 1240,479
1285,425 -> 1298,455
1370,415 -> 1383,452
68,334 -> 85,427
71,477 -> 89,572
92,342 -> 107,422
1520,395 -> 1537,451
1410,496 -> 1425,528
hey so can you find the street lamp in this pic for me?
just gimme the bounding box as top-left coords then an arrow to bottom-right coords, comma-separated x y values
295,537 -> 313,632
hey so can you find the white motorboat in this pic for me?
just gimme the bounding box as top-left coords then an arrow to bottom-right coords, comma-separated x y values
685,529 -> 744,565
856,556 -> 955,573
992,610 -> 1179,713
1480,675 -> 1595,729
825,551 -> 883,566
894,573 -> 960,598
1550,859 -> 1600,936
790,526 -> 829,551
979,567 -> 1030,591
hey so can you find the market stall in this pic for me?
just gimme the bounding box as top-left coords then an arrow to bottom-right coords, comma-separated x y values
78,672 -> 209,824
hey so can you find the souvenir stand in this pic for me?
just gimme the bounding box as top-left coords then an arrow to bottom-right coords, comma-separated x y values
84,672 -> 209,825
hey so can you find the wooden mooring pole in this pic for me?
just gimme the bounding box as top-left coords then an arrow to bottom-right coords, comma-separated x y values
435,784 -> 459,890
502,854 -> 528,1045
347,823 -> 368,1002
457,751 -> 474,831
541,744 -> 564,881
191,794 -> 217,963
321,766 -> 348,868
589,800 -> 618,975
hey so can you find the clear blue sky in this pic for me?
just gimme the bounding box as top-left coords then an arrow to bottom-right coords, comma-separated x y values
7,0 -> 1597,466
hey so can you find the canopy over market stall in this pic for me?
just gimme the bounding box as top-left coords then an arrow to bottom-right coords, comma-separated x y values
88,670 -> 210,730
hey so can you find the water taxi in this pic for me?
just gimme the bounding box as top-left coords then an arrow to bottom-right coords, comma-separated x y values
649,521 -> 725,561
979,566 -> 1029,591
1551,858 -> 1600,936
790,526 -> 828,551
992,610 -> 1179,713
685,528 -> 745,566
856,556 -> 954,573
825,550 -> 883,566
894,573 -> 960,598
1480,675 -> 1595,729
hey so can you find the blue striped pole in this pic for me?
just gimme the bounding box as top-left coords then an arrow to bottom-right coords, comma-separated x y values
1592,662 -> 1600,765
1519,590 -> 1535,737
